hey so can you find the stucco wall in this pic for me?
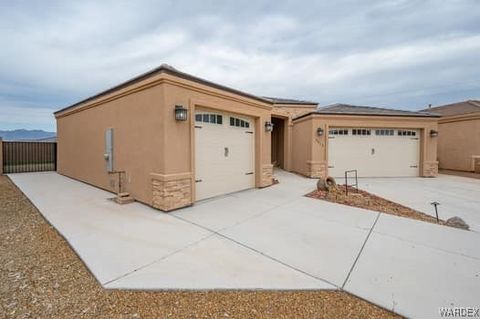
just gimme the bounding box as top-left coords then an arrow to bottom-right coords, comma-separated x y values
437,115 -> 480,171
291,114 -> 439,178
56,84 -> 164,205
291,118 -> 314,176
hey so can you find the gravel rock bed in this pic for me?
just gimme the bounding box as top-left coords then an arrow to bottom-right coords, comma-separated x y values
0,175 -> 400,318
307,185 -> 444,225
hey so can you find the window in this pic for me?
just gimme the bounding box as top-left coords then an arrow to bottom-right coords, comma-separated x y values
352,128 -> 371,136
375,129 -> 394,136
329,129 -> 348,135
195,113 -> 223,125
230,117 -> 250,128
398,130 -> 416,136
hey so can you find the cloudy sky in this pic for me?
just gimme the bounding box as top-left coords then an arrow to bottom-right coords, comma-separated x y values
1,0 -> 479,131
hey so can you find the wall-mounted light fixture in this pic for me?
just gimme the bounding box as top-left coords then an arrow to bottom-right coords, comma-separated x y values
430,129 -> 439,138
174,105 -> 188,121
316,127 -> 324,136
265,121 -> 274,132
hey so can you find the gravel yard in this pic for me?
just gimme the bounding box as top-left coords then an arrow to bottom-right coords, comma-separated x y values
306,185 -> 443,225
0,175 -> 400,319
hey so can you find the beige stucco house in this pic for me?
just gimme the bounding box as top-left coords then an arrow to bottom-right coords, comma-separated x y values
55,65 -> 439,212
423,100 -> 480,172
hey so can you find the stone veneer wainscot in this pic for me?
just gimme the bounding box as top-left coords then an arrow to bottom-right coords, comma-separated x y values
151,173 -> 192,211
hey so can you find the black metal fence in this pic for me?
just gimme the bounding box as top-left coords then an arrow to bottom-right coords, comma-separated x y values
2,141 -> 57,173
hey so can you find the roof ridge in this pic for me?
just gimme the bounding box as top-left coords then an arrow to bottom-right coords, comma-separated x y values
320,103 -> 427,114
56,64 -> 322,115
314,103 -> 439,118
317,103 -> 342,110
262,96 -> 318,105
55,64 -> 274,114
467,100 -> 480,108
427,99 -> 480,109
420,100 -> 480,117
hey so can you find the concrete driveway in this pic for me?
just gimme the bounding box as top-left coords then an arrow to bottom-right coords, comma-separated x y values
361,174 -> 480,232
9,171 -> 480,319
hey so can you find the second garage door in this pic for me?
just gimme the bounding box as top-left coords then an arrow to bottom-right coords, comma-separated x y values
194,109 -> 255,200
328,128 -> 420,177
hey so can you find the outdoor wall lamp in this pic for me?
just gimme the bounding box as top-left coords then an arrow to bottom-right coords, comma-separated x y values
265,121 -> 274,132
174,105 -> 188,121
316,127 -> 324,136
430,129 -> 439,138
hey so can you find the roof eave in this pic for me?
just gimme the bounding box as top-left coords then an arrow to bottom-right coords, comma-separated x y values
293,111 -> 441,121
54,65 -> 273,116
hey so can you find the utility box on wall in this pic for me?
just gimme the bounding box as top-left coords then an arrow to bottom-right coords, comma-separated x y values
105,128 -> 113,172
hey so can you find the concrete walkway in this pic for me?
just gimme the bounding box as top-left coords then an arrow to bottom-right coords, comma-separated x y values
361,174 -> 480,232
9,171 -> 480,318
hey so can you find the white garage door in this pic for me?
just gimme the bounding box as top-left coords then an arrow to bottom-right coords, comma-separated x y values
195,110 -> 255,200
328,128 -> 420,177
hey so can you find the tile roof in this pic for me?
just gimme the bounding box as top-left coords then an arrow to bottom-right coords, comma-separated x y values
262,96 -> 318,105
420,100 -> 480,117
312,103 -> 439,117
55,64 -> 274,115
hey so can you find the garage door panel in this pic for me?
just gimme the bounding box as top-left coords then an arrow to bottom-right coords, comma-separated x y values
196,173 -> 254,200
195,110 -> 255,201
328,128 -> 419,178
372,136 -> 419,176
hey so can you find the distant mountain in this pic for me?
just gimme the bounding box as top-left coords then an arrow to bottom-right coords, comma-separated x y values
0,129 -> 56,141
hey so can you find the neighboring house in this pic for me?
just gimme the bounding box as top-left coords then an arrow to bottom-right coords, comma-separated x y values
422,100 -> 480,172
54,65 -> 439,212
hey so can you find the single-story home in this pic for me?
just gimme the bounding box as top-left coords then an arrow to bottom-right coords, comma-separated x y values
293,104 -> 440,179
422,100 -> 480,172
54,65 -> 439,211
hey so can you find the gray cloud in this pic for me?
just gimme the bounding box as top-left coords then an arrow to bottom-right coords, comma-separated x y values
1,0 -> 479,131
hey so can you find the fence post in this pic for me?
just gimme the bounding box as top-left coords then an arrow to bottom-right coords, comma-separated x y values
54,142 -> 57,171
0,137 -> 3,175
